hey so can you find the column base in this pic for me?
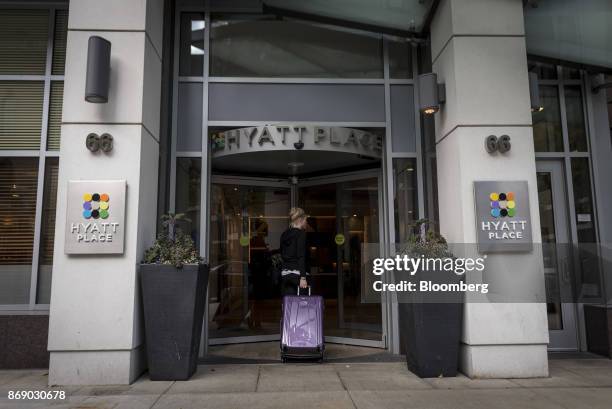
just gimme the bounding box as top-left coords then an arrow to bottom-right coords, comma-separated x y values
48,345 -> 146,385
460,343 -> 549,378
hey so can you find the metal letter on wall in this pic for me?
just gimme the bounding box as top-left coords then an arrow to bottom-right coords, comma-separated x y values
473,181 -> 532,253
64,180 -> 127,254
211,125 -> 383,159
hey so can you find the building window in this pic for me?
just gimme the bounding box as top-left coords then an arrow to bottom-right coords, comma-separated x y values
564,86 -> 588,152
570,158 -> 596,243
208,15 -> 383,78
393,158 -> 418,243
530,61 -> 597,234
0,6 -> 67,307
0,81 -> 45,150
0,9 -> 49,75
179,13 -> 205,77
47,82 -> 64,151
51,10 -> 68,76
175,158 -> 201,249
532,85 -> 563,152
388,39 -> 413,79
37,158 -> 59,304
530,60 -> 600,298
0,158 -> 39,304
530,62 -> 590,154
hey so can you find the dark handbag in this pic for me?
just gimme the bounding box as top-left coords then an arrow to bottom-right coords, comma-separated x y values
270,251 -> 283,287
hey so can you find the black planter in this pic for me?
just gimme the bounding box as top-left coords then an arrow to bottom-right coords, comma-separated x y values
400,271 -> 463,378
401,302 -> 463,378
140,263 -> 208,381
584,304 -> 612,358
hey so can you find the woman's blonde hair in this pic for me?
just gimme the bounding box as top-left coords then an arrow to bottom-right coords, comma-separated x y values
289,207 -> 306,228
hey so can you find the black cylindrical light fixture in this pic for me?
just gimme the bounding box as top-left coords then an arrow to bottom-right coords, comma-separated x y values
85,36 -> 111,103
528,72 -> 543,112
418,73 -> 440,115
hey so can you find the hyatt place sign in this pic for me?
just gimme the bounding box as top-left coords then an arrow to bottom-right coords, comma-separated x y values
64,180 -> 126,255
473,181 -> 533,253
211,125 -> 382,159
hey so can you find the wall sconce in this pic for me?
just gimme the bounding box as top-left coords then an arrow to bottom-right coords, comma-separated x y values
528,72 -> 543,112
85,36 -> 111,103
417,73 -> 446,115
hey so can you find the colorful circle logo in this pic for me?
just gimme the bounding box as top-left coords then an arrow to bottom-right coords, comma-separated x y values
490,192 -> 515,218
82,193 -> 110,219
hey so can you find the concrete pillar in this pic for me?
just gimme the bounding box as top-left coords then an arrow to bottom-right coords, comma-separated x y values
47,0 -> 163,385
430,0 -> 549,377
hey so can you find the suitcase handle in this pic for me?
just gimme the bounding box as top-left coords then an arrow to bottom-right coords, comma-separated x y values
298,285 -> 311,296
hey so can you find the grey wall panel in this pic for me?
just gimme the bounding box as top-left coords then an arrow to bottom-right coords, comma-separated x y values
390,85 -> 416,152
177,82 -> 203,151
208,83 -> 385,122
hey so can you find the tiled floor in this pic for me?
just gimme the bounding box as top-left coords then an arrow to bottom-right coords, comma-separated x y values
1,357 -> 612,408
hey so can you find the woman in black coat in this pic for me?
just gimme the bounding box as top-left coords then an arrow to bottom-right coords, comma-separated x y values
280,207 -> 309,295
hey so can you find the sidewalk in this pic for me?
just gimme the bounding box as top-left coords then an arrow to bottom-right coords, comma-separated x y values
2,357 -> 612,409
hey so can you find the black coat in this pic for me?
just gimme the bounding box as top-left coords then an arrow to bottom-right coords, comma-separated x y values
280,227 -> 307,277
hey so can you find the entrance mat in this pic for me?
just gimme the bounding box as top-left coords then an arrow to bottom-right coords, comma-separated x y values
201,342 -> 404,365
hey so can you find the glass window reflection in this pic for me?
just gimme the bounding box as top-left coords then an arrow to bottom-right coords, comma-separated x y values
565,86 -> 588,152
571,158 -> 596,243
179,13 -> 205,76
393,158 -> 418,243
37,158 -> 59,304
175,158 -> 201,248
533,86 -> 563,152
210,16 -> 383,78
528,61 -> 557,80
388,40 -> 413,79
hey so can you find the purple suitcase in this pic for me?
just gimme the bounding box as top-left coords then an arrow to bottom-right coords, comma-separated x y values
280,287 -> 324,362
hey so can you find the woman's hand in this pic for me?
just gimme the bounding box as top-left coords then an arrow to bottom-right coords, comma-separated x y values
299,277 -> 308,288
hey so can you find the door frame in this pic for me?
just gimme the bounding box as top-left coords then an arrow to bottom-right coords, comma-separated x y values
205,169 -> 387,349
298,168 -> 387,348
536,159 -> 580,351
208,175 -> 292,346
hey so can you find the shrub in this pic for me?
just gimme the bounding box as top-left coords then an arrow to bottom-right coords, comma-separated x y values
142,213 -> 201,268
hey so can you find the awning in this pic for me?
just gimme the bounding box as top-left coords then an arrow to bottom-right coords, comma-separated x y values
263,0 -> 436,35
524,0 -> 612,71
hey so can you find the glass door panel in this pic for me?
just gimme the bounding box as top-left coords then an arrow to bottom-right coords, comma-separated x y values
208,181 -> 290,341
299,174 -> 383,344
536,160 -> 578,350
208,172 -> 384,347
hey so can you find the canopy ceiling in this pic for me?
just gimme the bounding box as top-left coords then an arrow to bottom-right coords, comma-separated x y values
524,0 -> 612,70
263,0 -> 436,34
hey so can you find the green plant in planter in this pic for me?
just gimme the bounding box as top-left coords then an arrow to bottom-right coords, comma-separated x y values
401,218 -> 452,258
143,213 -> 201,268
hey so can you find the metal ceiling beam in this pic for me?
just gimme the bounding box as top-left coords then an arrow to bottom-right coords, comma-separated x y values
261,3 -> 430,39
